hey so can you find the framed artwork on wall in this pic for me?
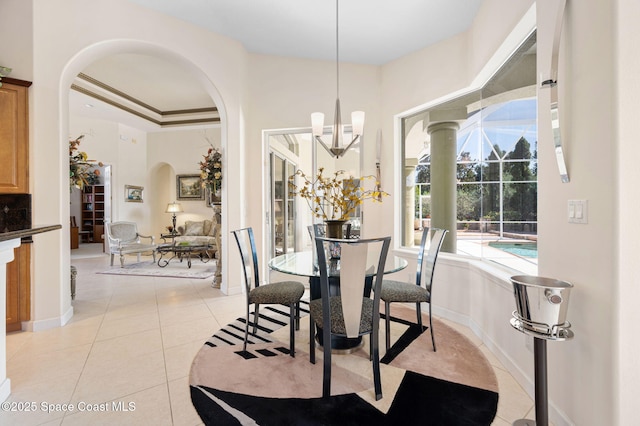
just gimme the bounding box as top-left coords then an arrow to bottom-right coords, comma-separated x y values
177,174 -> 204,200
125,185 -> 144,203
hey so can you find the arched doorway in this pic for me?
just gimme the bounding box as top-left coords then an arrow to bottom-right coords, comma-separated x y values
61,41 -> 229,293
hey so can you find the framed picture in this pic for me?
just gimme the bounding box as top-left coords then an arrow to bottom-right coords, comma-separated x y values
125,185 -> 144,203
177,174 -> 204,200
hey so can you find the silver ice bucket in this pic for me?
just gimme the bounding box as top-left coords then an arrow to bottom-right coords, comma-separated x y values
511,275 -> 573,335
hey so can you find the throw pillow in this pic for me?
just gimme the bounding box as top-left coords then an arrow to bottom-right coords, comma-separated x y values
184,221 -> 204,236
203,220 -> 212,236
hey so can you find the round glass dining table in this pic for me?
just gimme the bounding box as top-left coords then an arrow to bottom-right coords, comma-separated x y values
268,251 -> 408,279
268,251 -> 408,351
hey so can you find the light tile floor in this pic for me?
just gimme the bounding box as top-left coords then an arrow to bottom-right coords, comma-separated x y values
0,244 -> 537,425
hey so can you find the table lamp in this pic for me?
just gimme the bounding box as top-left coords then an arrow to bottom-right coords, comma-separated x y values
165,201 -> 183,234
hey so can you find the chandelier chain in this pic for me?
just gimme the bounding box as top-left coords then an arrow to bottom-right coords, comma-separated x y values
336,0 -> 339,100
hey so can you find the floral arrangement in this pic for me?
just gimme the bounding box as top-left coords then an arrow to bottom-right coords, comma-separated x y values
288,167 -> 387,221
199,146 -> 222,191
69,135 -> 102,190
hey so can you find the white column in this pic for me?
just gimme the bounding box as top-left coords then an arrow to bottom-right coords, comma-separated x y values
404,159 -> 418,247
0,238 -> 20,402
427,121 -> 460,253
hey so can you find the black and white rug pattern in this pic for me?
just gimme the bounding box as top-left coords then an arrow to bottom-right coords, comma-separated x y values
204,301 -> 310,349
190,301 -> 499,425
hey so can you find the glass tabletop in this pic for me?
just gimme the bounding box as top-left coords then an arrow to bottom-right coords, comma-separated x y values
268,251 -> 408,278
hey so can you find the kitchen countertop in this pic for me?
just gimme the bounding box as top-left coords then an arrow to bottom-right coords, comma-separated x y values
0,225 -> 62,242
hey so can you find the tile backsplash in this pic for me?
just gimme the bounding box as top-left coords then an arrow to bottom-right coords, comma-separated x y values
0,194 -> 32,232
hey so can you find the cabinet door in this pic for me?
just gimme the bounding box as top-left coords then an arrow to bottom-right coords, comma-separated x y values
0,80 -> 30,193
6,243 -> 31,332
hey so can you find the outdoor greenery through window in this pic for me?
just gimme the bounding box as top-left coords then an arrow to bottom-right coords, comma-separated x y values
416,98 -> 537,235
401,31 -> 538,274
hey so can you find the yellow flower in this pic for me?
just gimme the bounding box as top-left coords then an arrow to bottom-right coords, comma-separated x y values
288,168 -> 389,221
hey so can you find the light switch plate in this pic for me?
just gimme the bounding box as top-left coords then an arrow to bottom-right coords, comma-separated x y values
568,200 -> 588,224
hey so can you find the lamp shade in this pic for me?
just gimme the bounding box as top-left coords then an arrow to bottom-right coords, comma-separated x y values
165,202 -> 183,214
351,111 -> 365,136
311,112 -> 325,137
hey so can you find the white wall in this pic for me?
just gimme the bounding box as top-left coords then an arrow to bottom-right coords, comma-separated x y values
146,128 -> 221,236
14,0 -> 249,329
69,119 -> 223,239
0,0 -> 33,80
616,1 -> 640,424
1,0 -> 634,423
247,54 -> 382,248
379,0 -> 618,424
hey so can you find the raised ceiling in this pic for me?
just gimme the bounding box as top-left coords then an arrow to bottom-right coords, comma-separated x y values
128,0 -> 483,65
70,0 -> 485,131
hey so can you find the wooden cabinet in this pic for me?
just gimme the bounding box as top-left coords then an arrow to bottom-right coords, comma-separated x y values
0,78 -> 31,193
82,185 -> 105,243
70,226 -> 79,249
6,242 -> 31,332
1,78 -> 32,331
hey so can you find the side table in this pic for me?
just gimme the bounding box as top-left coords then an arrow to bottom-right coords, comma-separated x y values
160,233 -> 178,243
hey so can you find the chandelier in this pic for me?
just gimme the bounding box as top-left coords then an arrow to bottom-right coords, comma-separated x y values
311,0 -> 365,158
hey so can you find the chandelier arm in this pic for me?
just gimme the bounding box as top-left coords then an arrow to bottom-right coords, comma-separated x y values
315,135 -> 338,157
339,134 -> 361,155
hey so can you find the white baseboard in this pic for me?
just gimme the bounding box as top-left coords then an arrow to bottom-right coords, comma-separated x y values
0,377 -> 10,402
23,305 -> 74,332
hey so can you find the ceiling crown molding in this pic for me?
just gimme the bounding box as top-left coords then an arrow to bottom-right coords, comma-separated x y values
72,73 -> 220,128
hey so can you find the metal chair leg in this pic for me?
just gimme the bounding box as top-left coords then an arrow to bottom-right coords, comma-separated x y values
428,301 -> 436,352
289,304 -> 295,357
385,301 -> 391,352
372,331 -> 382,400
243,305 -> 250,352
253,304 -> 260,335
309,314 -> 316,364
322,323 -> 332,398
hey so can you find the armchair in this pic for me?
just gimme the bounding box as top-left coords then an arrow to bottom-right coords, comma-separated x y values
105,221 -> 157,267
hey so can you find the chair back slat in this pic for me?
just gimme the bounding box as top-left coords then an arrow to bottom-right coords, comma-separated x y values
232,227 -> 260,293
314,236 -> 391,339
337,243 -> 369,338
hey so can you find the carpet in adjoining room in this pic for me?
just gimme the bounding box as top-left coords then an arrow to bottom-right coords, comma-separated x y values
98,260 -> 216,279
189,303 -> 499,425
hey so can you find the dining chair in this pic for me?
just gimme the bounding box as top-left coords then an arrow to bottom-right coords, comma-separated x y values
231,227 -> 305,357
310,235 -> 391,400
380,227 -> 447,352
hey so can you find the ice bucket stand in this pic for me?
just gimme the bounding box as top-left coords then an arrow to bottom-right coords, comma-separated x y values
510,275 -> 574,426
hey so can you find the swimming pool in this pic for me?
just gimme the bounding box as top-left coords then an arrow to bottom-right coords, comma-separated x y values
488,241 -> 538,258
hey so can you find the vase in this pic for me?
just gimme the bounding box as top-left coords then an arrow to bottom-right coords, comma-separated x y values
325,220 -> 347,239
324,220 -> 347,259
209,182 -> 222,204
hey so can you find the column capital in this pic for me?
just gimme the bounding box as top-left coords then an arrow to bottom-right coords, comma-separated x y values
424,107 -> 466,134
426,121 -> 460,134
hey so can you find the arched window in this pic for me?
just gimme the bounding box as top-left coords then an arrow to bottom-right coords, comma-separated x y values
401,32 -> 538,274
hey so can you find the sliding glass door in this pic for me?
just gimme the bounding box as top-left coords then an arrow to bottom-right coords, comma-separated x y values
270,152 -> 297,257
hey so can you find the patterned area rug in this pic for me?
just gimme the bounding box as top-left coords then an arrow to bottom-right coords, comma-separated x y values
190,302 -> 499,425
97,260 -> 216,279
